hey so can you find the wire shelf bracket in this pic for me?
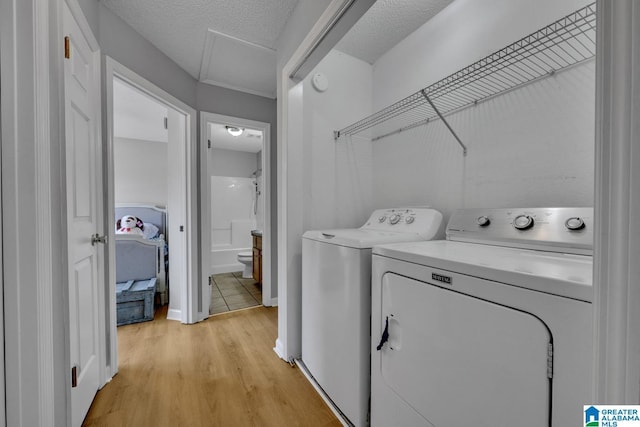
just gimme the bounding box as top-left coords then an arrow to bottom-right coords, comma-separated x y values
421,89 -> 467,155
334,2 -> 596,155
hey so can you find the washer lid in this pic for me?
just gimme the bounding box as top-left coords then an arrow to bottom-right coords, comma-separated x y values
373,240 -> 593,302
303,229 -> 428,249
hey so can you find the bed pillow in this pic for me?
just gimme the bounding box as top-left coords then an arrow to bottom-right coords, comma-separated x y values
142,222 -> 160,240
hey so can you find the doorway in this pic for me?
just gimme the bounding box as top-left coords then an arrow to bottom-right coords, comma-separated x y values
105,57 -> 198,379
200,112 -> 272,316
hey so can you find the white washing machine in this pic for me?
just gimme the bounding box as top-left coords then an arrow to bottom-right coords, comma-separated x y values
301,208 -> 443,427
371,208 -> 593,427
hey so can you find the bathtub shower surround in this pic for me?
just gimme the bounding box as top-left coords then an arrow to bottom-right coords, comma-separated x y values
210,176 -> 257,274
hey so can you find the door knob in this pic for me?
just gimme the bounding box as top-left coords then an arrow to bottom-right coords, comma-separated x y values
91,234 -> 107,246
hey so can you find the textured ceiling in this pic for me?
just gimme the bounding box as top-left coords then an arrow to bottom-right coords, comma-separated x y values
101,0 -> 453,97
100,0 -> 298,98
335,0 -> 454,64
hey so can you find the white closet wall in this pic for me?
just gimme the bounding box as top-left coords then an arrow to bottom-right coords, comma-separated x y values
301,50 -> 374,230
370,0 -> 595,219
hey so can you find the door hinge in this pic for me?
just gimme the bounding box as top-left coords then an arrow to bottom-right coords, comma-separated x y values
547,342 -> 554,379
64,36 -> 70,59
179,225 -> 184,232
208,139 -> 211,149
164,117 -> 168,129
71,366 -> 78,388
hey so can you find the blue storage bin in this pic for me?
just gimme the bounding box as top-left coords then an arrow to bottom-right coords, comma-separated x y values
116,278 -> 156,326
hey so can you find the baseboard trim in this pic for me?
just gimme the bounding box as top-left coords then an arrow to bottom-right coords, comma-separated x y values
268,297 -> 278,307
166,308 -> 182,322
210,263 -> 243,275
273,338 -> 285,360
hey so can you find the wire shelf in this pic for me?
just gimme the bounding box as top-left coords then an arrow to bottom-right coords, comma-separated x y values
335,3 -> 596,151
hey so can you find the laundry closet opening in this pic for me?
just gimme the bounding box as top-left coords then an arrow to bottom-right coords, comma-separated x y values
282,0 -> 596,422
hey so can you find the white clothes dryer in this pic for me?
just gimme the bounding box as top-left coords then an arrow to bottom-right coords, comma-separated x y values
301,208 -> 443,427
371,208 -> 593,427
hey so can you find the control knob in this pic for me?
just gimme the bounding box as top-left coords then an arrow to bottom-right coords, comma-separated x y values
389,214 -> 401,225
378,216 -> 386,223
405,216 -> 415,224
513,214 -> 534,230
565,217 -> 585,230
476,216 -> 491,227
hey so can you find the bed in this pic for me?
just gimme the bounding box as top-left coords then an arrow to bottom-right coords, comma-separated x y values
115,204 -> 168,305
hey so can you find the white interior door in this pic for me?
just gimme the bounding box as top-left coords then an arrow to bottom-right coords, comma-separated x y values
63,4 -> 102,426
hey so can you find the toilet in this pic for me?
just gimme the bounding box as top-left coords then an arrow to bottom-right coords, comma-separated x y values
237,251 -> 253,278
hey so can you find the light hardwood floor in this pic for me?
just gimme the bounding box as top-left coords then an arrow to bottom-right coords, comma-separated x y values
84,306 -> 340,427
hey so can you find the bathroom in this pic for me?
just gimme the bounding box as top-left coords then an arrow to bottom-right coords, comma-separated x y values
207,121 -> 264,277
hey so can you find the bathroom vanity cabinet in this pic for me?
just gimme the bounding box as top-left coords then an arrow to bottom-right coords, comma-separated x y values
252,231 -> 262,285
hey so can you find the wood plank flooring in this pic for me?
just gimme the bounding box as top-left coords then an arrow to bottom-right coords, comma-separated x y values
84,306 -> 340,427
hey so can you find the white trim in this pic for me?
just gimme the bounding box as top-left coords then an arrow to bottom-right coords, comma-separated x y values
593,0 -> 640,402
0,0 -> 87,423
104,60 -> 119,379
0,15 -> 5,419
35,0 -> 55,423
166,309 -> 182,322
200,111 -> 272,318
287,0 -> 355,79
273,338 -> 285,359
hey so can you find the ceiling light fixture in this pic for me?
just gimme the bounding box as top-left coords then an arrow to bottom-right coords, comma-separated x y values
226,126 -> 244,137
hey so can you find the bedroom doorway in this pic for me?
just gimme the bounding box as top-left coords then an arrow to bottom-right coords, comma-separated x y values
105,57 -> 199,379
200,112 -> 272,316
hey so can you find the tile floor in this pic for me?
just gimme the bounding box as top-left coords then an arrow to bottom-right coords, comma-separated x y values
210,271 -> 262,315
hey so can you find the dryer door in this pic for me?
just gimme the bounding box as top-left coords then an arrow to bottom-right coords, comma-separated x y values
377,273 -> 551,427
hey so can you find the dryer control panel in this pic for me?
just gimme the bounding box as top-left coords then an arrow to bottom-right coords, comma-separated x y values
446,207 -> 593,255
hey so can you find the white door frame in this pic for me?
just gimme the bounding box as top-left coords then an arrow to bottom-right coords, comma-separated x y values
592,0 -> 640,402
275,0 -> 373,361
200,112 -> 273,317
1,0 -> 100,424
105,57 -> 198,375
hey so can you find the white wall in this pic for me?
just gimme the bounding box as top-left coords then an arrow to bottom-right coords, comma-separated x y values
113,78 -> 168,143
301,50 -> 374,231
114,137 -> 168,206
209,148 -> 257,178
370,0 -> 595,221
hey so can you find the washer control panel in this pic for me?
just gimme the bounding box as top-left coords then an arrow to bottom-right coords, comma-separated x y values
447,207 -> 593,254
367,209 -> 420,227
362,208 -> 444,239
